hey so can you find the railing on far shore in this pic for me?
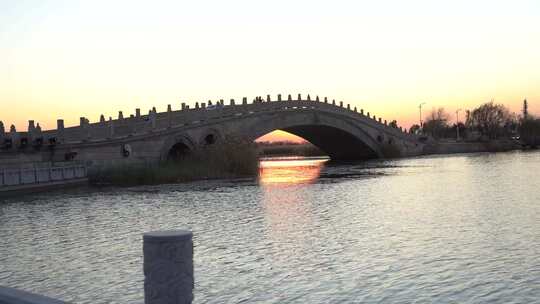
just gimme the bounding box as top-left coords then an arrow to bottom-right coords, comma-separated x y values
0,163 -> 87,191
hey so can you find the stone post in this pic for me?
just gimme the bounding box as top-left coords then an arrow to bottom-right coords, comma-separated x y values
297,93 -> 302,101
384,120 -> 387,125
80,117 -> 86,127
195,102 -> 199,109
0,121 -> 4,141
354,107 -> 357,112
100,115 -> 106,123
360,109 -> 364,115
277,94 -> 282,102
339,101 -> 343,107
201,103 -> 206,109
143,230 -> 194,304
242,97 -> 247,105
181,103 -> 186,110
168,104 -> 173,112
288,94 -> 292,101
266,95 -> 271,102
307,94 -> 311,101
332,99 -> 336,105
119,111 -> 124,120
28,120 -> 35,132
367,112 -> 370,118
379,118 -> 382,123
347,104 -> 350,110
316,96 -> 320,102
220,99 -> 224,106
230,99 -> 235,106
136,108 -> 141,118
324,97 -> 328,103
57,119 -> 64,142
109,117 -> 115,138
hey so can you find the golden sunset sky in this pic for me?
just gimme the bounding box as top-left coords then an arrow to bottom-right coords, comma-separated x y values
1,0 -> 539,142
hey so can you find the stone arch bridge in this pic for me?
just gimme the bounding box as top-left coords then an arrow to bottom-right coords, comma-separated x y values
0,94 -> 424,168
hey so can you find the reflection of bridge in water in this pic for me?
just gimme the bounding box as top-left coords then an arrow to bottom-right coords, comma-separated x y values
0,94 -> 424,169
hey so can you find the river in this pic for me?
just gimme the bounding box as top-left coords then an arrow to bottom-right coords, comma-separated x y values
1,151 -> 539,303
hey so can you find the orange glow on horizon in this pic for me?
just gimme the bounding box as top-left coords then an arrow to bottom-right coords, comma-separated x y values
256,130 -> 307,143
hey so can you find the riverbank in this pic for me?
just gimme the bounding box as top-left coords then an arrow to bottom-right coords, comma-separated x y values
424,139 -> 522,155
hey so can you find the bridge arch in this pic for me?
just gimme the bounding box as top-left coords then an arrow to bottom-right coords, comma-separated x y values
244,111 -> 383,160
160,134 -> 196,161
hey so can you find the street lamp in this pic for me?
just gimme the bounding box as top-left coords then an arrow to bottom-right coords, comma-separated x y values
419,102 -> 426,129
456,108 -> 462,140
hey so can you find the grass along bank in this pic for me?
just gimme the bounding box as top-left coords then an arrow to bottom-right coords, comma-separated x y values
89,138 -> 259,186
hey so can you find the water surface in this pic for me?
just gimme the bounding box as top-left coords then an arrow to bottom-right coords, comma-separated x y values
1,152 -> 539,303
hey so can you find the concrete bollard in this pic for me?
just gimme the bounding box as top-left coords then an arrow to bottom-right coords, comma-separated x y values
143,230 -> 194,304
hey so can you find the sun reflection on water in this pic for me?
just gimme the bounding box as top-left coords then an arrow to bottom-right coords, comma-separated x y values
258,157 -> 328,186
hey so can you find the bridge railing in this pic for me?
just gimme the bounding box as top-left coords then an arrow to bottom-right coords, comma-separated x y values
0,95 -> 416,150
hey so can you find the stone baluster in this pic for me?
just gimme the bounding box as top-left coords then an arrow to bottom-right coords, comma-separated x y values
149,111 -> 156,129
307,94 -> 311,101
277,94 -> 282,102
143,230 -> 194,304
27,120 -> 36,141
57,119 -> 64,142
297,94 -> 302,101
288,94 -> 292,101
0,121 -> 4,141
109,117 -> 114,138
9,125 -> 18,149
28,120 -> 35,132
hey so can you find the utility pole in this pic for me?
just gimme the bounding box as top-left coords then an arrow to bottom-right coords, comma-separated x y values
419,102 -> 426,130
456,108 -> 462,141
